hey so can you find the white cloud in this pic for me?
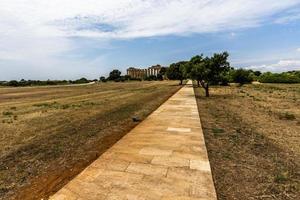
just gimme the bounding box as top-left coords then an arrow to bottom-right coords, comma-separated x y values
297,48 -> 300,52
274,8 -> 300,24
275,14 -> 300,24
247,59 -> 300,72
0,0 -> 300,79
1,0 -> 299,39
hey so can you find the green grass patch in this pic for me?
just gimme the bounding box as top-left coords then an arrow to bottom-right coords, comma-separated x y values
279,112 -> 296,120
32,101 -> 99,110
33,102 -> 57,108
2,111 -> 13,116
212,128 -> 225,136
274,171 -> 289,183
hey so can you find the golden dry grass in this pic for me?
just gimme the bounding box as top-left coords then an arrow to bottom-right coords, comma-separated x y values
0,81 -> 181,200
194,83 -> 300,200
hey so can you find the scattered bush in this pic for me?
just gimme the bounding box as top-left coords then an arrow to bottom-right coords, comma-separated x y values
33,102 -> 60,109
274,171 -> 289,183
61,104 -> 70,109
212,128 -> 225,136
3,111 -> 13,116
144,75 -> 158,81
279,112 -> 296,120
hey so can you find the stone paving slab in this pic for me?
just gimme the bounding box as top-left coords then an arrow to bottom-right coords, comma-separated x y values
50,81 -> 217,200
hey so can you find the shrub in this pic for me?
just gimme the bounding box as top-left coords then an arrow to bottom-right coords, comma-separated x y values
229,69 -> 253,85
212,128 -> 225,136
99,76 -> 107,82
279,112 -> 296,120
144,75 -> 157,81
274,171 -> 289,183
72,78 -> 90,84
3,111 -> 13,116
124,75 -> 131,81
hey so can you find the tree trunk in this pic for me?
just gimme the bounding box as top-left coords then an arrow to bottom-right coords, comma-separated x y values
205,83 -> 209,97
197,80 -> 200,87
200,81 -> 209,97
180,79 -> 183,85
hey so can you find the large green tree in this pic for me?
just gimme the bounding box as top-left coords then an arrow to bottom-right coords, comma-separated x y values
185,55 -> 204,87
186,52 -> 230,97
166,61 -> 187,85
108,69 -> 121,81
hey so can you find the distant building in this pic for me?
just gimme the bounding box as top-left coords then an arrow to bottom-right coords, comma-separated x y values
127,65 -> 162,79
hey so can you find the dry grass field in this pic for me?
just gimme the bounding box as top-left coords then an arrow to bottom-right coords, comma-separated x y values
194,83 -> 300,200
0,81 -> 181,200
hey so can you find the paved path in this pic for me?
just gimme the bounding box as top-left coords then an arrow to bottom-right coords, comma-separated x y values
50,81 -> 217,200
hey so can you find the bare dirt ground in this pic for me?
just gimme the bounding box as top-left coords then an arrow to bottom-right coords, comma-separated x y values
0,81 -> 181,200
194,83 -> 300,200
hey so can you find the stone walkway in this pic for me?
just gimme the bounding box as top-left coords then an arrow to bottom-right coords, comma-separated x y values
50,81 -> 217,200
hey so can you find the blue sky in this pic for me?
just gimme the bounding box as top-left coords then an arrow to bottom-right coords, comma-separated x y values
1,0 -> 300,80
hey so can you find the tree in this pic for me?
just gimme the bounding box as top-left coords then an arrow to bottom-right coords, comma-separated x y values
185,55 -> 204,87
230,69 -> 253,85
159,67 -> 167,75
253,70 -> 262,77
8,80 -> 19,87
157,73 -> 163,81
166,61 -> 187,85
99,76 -> 107,82
73,77 -> 89,84
190,62 -> 207,87
124,75 -> 131,81
186,52 -> 230,97
157,67 -> 168,80
108,69 -> 121,81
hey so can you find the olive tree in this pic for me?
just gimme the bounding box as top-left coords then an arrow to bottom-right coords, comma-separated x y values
186,52 -> 230,97
166,61 -> 187,85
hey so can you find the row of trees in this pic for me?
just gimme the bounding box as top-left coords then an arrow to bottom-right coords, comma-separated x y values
166,52 -> 231,97
165,52 -> 300,96
2,55 -> 299,89
258,71 -> 300,83
0,78 -> 95,87
227,69 -> 300,84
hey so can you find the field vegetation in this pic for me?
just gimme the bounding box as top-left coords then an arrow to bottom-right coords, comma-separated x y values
0,81 -> 181,200
194,83 -> 300,199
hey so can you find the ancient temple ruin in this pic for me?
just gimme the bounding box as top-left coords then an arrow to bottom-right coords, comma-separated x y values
127,65 -> 162,79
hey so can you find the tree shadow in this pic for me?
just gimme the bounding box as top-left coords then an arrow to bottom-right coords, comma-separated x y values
193,85 -> 233,100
